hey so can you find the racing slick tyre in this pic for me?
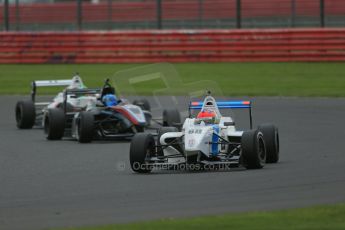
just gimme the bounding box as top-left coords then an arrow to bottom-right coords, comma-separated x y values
76,111 -> 94,143
133,99 -> 151,111
15,100 -> 36,129
258,123 -> 279,163
163,108 -> 181,129
130,133 -> 155,173
241,129 -> 266,169
44,109 -> 65,140
157,126 -> 181,157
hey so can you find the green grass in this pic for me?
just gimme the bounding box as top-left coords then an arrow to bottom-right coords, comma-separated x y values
1,63 -> 345,96
58,203 -> 345,230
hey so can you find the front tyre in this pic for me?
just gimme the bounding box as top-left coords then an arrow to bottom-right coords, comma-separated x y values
44,109 -> 65,140
133,99 -> 151,111
258,123 -> 279,163
241,129 -> 266,169
15,100 -> 36,129
163,108 -> 181,129
130,133 -> 155,173
76,112 -> 94,143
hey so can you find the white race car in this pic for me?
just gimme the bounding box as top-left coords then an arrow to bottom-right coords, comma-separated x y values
129,93 -> 279,173
15,74 -> 96,129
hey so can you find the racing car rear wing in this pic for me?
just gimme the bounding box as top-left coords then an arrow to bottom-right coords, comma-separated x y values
63,88 -> 101,113
34,80 -> 74,87
31,80 -> 74,102
189,100 -> 253,129
189,101 -> 251,109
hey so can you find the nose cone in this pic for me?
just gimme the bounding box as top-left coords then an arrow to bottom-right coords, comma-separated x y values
126,104 -> 146,124
184,126 -> 212,152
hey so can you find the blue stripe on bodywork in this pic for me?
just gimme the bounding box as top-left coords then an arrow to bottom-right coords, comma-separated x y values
211,125 -> 219,156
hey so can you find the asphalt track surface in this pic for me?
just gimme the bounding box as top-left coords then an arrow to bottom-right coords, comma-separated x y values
1,96 -> 345,230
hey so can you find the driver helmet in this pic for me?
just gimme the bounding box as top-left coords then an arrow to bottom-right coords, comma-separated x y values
197,110 -> 216,119
102,94 -> 118,107
102,85 -> 115,95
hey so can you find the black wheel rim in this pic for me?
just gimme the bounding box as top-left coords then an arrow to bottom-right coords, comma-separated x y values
76,120 -> 81,140
144,142 -> 155,171
258,137 -> 266,163
145,142 -> 154,162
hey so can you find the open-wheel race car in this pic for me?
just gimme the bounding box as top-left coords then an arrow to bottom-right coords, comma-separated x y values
15,74 -> 88,129
44,79 -> 181,143
129,93 -> 279,173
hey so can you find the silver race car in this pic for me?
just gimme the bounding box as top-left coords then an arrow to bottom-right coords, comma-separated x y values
15,74 -> 89,129
129,93 -> 279,173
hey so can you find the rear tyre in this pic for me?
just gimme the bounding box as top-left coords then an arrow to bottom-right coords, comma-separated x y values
133,99 -> 151,111
130,133 -> 155,173
258,123 -> 279,163
76,112 -> 94,143
163,108 -> 181,129
44,109 -> 65,140
15,100 -> 36,129
241,129 -> 266,169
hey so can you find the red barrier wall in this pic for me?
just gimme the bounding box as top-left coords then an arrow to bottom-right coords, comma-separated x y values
1,29 -> 345,63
